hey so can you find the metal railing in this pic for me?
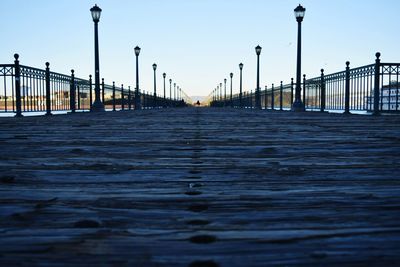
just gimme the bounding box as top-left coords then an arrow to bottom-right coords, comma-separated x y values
0,54 -> 187,116
210,53 -> 400,115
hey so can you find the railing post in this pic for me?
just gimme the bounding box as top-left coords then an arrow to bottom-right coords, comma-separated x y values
101,78 -> 105,106
128,86 -> 132,110
14,54 -> 23,117
264,86 -> 267,110
373,52 -> 381,115
45,62 -> 52,116
77,85 -> 81,110
121,84 -> 125,111
302,74 -> 306,111
112,81 -> 116,111
344,61 -> 350,114
89,75 -> 93,109
280,81 -> 283,110
143,91 -> 146,109
271,84 -> 275,110
290,78 -> 294,107
320,69 -> 325,112
70,69 -> 76,113
250,90 -> 253,109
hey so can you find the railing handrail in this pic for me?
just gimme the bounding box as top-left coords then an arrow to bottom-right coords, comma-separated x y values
1,57 -> 189,115
211,54 -> 400,114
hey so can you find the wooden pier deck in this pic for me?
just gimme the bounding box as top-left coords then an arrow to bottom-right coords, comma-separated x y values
0,108 -> 400,266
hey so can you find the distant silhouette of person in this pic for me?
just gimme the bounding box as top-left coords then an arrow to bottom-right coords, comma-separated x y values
196,100 -> 201,106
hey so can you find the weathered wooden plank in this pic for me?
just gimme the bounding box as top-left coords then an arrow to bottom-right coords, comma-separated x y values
0,108 -> 400,266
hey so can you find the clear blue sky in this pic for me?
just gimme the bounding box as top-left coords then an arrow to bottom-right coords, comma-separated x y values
1,0 -> 399,98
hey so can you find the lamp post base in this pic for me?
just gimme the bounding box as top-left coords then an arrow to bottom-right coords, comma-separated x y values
291,100 -> 305,112
90,100 -> 105,112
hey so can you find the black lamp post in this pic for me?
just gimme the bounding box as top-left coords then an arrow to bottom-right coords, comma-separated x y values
255,45 -> 262,109
230,72 -> 233,107
90,4 -> 105,112
220,82 -> 222,102
292,4 -> 306,112
213,88 -> 215,102
134,46 -> 141,110
163,73 -> 166,107
152,63 -> 157,108
173,83 -> 176,101
169,79 -> 172,106
239,63 -> 243,108
224,78 -> 227,106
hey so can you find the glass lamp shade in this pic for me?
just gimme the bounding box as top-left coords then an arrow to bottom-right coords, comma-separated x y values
163,73 -> 166,78
230,73 -> 233,78
169,79 -> 172,83
220,83 -> 222,87
255,45 -> 262,55
239,63 -> 243,70
90,4 -> 102,22
224,79 -> 227,83
153,63 -> 157,70
134,46 -> 141,56
294,4 -> 306,20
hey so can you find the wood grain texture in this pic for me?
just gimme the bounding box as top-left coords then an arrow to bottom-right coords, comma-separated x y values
0,108 -> 400,266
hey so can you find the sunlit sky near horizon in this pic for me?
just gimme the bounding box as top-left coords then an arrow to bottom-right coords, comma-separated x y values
1,0 -> 400,99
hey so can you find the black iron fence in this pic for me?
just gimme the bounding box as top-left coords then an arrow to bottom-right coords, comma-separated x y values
211,53 -> 400,114
0,54 -> 186,116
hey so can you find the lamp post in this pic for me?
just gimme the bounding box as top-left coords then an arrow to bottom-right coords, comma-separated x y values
292,4 -> 306,112
90,4 -> 105,112
239,63 -> 243,108
174,83 -> 176,101
169,79 -> 172,107
213,88 -> 215,102
219,82 -> 222,103
134,46 -> 141,110
224,78 -> 227,106
163,73 -> 166,107
230,73 -> 233,107
152,63 -> 157,108
255,45 -> 262,109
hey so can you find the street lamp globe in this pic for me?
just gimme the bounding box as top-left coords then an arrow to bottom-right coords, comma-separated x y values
230,73 -> 233,78
90,4 -> 102,22
153,63 -> 157,70
163,73 -> 166,78
239,63 -> 243,70
255,45 -> 262,55
294,4 -> 306,22
134,46 -> 141,56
